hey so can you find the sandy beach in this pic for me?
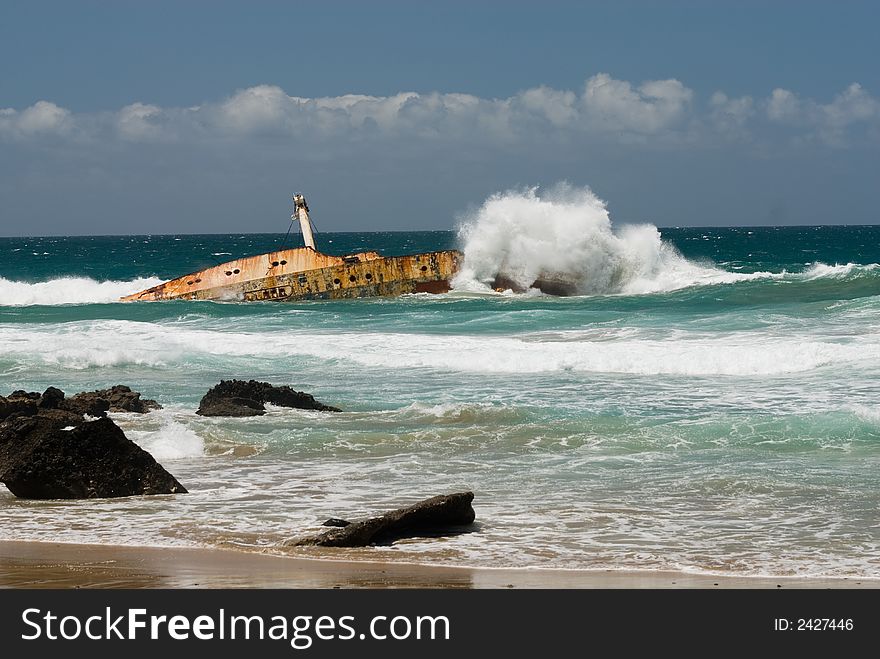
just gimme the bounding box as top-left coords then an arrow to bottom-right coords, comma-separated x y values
1,541 -> 876,589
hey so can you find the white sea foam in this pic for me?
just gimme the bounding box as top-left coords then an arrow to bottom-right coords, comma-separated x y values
0,320 -> 182,369
850,404 -> 880,425
801,262 -> 880,280
127,417 -> 205,460
3,320 -> 879,376
452,184 -> 768,295
398,401 -> 524,423
0,276 -> 164,306
291,332 -> 880,376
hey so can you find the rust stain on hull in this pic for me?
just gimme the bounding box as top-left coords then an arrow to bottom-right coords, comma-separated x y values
120,193 -> 581,303
121,246 -> 462,303
122,193 -> 464,303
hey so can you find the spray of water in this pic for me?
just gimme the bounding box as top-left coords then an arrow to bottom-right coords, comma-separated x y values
452,183 -> 739,295
0,276 -> 163,306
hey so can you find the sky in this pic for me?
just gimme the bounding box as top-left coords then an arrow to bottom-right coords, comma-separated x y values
1,0 -> 879,236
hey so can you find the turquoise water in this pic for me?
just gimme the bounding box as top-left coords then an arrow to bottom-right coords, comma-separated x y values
2,224 -> 880,576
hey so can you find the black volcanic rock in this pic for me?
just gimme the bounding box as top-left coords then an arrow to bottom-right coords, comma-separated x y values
287,492 -> 476,547
0,395 -> 38,421
68,385 -> 161,414
3,385 -> 161,423
29,408 -> 85,427
2,389 -> 87,425
196,379 -> 341,417
61,392 -> 111,418
1,385 -> 162,419
0,414 -> 186,499
11,386 -> 110,419
9,391 -> 40,401
37,386 -> 65,410
197,396 -> 266,417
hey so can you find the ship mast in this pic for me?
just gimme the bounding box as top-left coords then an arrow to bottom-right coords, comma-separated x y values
292,193 -> 316,250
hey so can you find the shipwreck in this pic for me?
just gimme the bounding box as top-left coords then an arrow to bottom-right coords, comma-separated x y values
121,195 -> 462,302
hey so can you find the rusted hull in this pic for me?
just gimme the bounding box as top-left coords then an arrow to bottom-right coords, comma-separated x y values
122,249 -> 462,302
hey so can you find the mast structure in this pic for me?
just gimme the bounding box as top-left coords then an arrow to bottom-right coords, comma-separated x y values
292,193 -> 316,250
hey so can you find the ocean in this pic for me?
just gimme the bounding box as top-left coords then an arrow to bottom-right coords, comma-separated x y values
2,189 -> 879,578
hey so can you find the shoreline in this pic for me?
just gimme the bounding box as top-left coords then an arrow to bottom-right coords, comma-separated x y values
1,540 -> 877,589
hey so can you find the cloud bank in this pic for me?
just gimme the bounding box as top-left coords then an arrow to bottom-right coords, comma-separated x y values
2,73 -> 878,235
3,73 -> 877,148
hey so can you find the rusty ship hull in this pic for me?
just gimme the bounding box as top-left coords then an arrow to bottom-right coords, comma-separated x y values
121,246 -> 462,302
122,193 -> 462,303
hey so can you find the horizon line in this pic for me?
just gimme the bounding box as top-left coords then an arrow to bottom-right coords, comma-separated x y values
3,223 -> 880,240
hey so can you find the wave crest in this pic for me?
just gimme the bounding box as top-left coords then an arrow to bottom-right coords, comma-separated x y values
452,184 -> 880,296
398,401 -> 525,424
0,276 -> 164,306
801,262 -> 880,280
4,321 -> 877,376
124,415 -> 205,460
452,184 -> 756,295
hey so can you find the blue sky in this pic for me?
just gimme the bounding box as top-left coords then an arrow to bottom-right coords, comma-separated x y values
1,0 -> 878,235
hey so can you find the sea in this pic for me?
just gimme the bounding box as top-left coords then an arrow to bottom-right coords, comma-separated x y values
1,187 -> 879,578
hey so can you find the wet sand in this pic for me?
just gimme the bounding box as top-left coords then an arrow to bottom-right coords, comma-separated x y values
1,541 -> 877,588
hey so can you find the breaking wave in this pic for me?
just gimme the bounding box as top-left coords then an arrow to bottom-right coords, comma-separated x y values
0,276 -> 163,306
452,183 -> 751,295
849,404 -> 880,426
451,184 -> 879,296
397,401 -> 526,424
288,332 -> 880,376
126,416 -> 206,461
4,321 -> 879,377
801,262 -> 880,280
452,183 -> 880,298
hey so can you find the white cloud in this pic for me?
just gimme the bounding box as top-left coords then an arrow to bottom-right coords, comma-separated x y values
215,84 -> 291,132
710,92 -> 754,121
823,83 -> 879,128
313,92 -> 419,130
709,92 -> 755,136
116,102 -> 163,140
765,83 -> 880,144
1,76 -> 877,148
581,73 -> 693,134
0,100 -> 71,137
514,86 -> 578,127
767,88 -> 801,122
